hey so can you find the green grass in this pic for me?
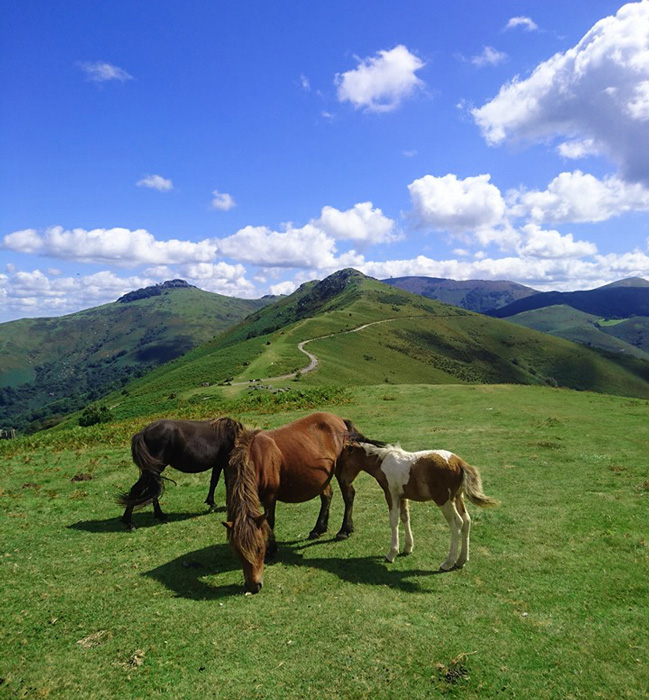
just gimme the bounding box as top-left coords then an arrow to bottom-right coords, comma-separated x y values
1,384 -> 648,698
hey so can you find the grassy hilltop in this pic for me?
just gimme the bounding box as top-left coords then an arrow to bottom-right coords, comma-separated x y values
1,384 -> 648,699
2,269 -> 649,698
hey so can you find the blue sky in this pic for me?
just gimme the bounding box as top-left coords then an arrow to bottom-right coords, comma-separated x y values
2,0 -> 649,322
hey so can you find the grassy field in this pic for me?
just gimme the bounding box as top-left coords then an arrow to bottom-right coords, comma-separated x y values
1,384 -> 648,699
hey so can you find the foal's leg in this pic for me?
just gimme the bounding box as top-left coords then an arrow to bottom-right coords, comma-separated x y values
439,499 -> 464,570
454,495 -> 471,569
205,466 -> 222,511
309,484 -> 332,539
335,478 -> 355,540
385,497 -> 401,563
400,498 -> 414,555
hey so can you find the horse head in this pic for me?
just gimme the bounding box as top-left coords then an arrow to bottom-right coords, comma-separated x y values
223,514 -> 271,593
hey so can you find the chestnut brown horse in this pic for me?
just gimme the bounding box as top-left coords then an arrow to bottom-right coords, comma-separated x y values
338,442 -> 499,570
117,416 -> 244,530
223,411 -> 370,593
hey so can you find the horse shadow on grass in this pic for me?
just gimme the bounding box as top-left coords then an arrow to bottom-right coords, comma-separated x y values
69,507 -> 225,534
144,536 -> 446,600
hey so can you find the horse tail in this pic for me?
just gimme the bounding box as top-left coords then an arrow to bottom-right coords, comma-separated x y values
343,418 -> 387,447
115,431 -> 165,508
460,463 -> 499,508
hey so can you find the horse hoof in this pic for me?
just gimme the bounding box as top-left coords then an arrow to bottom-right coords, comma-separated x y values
335,531 -> 349,541
308,530 -> 323,540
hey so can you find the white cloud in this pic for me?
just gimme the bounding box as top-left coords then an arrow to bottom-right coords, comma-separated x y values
473,2 -> 649,184
211,191 -> 236,211
2,226 -> 217,266
268,280 -> 298,296
557,138 -> 600,159
408,173 -> 507,235
217,224 -> 345,269
504,16 -> 539,32
78,61 -> 133,83
518,224 -> 598,259
509,170 -> 649,223
335,45 -> 425,113
136,174 -> 173,191
316,202 -> 398,245
471,47 -> 507,68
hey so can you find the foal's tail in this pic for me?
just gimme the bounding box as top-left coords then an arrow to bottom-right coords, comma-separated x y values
460,463 -> 500,508
115,431 -> 166,508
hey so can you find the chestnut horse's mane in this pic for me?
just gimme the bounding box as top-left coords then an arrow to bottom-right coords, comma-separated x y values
210,416 -> 245,442
226,428 -> 265,561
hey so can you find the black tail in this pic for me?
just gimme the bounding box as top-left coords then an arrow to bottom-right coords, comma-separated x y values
343,419 -> 387,447
116,469 -> 164,509
115,431 -> 165,508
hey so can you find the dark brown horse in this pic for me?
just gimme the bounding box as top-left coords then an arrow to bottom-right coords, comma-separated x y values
117,416 -> 244,530
223,411 -> 370,593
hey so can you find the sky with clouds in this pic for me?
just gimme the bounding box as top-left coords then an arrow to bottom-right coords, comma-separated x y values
2,0 -> 649,322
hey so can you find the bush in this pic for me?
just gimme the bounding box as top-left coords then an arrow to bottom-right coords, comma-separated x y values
78,404 -> 113,427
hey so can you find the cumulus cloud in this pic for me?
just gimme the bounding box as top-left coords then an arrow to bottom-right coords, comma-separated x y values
78,61 -> 134,83
211,191 -> 236,211
217,224 -> 342,269
2,226 -> 217,266
335,45 -> 425,113
518,224 -> 598,259
471,47 -> 508,68
504,16 -> 539,32
136,174 -> 173,191
408,173 -> 507,235
316,202 -> 398,245
473,2 -> 649,184
509,170 -> 649,223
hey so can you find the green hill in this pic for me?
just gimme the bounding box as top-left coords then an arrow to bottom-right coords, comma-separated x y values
85,269 -> 649,425
382,276 -> 537,312
0,281 -> 272,432
506,305 -> 649,360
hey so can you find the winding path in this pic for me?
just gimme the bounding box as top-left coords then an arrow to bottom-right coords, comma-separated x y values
230,318 -> 399,386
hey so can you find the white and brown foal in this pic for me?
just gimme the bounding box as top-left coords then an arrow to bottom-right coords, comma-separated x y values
338,442 -> 498,570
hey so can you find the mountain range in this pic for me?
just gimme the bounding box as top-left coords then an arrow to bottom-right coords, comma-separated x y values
3,271 -> 649,433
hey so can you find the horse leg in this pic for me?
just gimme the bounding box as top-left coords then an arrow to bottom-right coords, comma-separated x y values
385,498 -> 401,563
152,497 -> 168,523
264,497 -> 279,561
335,478 -> 355,540
205,466 -> 222,511
309,484 -> 332,539
121,505 -> 136,531
454,494 -> 471,568
400,497 -> 414,555
439,499 -> 463,570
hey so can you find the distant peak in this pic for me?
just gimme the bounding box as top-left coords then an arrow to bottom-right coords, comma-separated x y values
117,279 -> 195,303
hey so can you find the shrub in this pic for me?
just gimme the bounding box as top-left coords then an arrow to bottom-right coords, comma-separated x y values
78,404 -> 113,427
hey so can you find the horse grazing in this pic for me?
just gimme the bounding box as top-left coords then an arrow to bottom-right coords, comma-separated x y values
117,416 -> 244,530
338,442 -> 499,570
223,411 -> 369,593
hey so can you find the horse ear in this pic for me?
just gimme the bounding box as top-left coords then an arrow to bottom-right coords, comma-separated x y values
222,521 -> 233,530
254,514 -> 267,527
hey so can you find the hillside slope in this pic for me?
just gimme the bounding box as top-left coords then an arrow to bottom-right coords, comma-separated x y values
0,281 -> 272,431
382,276 -> 538,312
94,270 -> 649,424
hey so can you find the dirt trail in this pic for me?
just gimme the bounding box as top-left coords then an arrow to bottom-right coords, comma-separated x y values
231,318 -> 398,385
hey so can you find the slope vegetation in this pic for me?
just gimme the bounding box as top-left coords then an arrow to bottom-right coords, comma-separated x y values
0,281 -> 271,431
95,270 -> 649,425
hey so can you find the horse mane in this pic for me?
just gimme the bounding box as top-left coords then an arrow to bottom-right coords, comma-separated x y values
211,416 -> 245,444
357,441 -> 405,460
226,429 -> 265,561
343,419 -> 387,447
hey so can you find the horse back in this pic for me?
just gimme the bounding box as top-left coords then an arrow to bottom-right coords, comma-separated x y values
394,451 -> 465,505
